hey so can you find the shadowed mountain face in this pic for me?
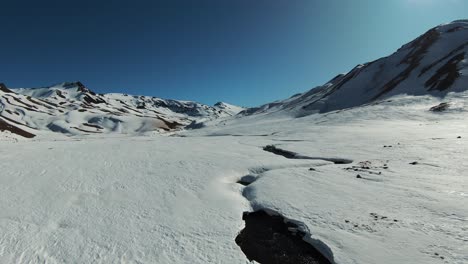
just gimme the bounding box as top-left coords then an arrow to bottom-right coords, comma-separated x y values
0,82 -> 243,137
242,20 -> 468,117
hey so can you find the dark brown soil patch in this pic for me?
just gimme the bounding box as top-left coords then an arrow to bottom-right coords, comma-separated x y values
25,96 -> 54,110
235,210 -> 332,264
0,118 -> 35,138
82,123 -> 103,129
11,96 -> 38,109
83,94 -> 106,105
3,96 -> 52,115
0,114 -> 35,129
160,118 -> 182,130
71,127 -> 102,134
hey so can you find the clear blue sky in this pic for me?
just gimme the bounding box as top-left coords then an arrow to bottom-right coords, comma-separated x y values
1,0 -> 467,106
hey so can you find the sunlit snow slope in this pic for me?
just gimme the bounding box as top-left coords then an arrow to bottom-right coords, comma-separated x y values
242,20 -> 468,117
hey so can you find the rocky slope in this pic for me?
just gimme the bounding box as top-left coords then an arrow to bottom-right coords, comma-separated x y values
242,20 -> 468,117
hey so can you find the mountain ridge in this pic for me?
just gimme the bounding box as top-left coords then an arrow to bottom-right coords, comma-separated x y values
2,20 -> 468,137
241,20 -> 468,117
0,82 -> 243,138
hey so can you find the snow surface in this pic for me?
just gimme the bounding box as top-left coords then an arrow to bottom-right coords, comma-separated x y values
1,91 -> 467,263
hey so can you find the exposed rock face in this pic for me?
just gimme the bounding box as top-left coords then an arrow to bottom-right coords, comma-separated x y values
429,102 -> 450,112
0,83 -> 13,93
0,118 -> 35,138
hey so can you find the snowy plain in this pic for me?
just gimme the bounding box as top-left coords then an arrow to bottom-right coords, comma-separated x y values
1,92 -> 467,263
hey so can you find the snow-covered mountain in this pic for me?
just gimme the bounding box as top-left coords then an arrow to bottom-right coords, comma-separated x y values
2,20 -> 468,139
242,20 -> 468,117
0,82 -> 243,138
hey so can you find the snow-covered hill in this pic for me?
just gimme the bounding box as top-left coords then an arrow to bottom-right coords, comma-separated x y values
243,20 -> 468,117
0,82 -> 243,138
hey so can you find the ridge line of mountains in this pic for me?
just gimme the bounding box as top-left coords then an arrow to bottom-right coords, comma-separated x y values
1,20 -> 467,138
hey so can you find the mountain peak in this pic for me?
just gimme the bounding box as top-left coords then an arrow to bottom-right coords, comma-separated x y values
54,81 -> 95,94
0,83 -> 13,93
243,20 -> 468,117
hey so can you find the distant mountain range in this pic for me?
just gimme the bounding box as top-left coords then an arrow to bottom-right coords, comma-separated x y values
0,82 -> 243,137
1,20 -> 467,137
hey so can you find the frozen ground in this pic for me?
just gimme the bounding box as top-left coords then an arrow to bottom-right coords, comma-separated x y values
0,93 -> 467,263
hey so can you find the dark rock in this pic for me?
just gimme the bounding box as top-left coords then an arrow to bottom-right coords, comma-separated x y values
0,83 -> 13,93
186,121 -> 205,130
429,102 -> 451,112
426,52 -> 465,91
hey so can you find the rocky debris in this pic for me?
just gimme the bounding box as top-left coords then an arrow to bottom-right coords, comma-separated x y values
345,160 -> 387,175
429,102 -> 450,112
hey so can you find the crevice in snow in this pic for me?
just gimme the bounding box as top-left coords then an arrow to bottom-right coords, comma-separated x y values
236,174 -> 256,186
235,210 -> 333,264
262,145 -> 353,164
234,165 -> 336,264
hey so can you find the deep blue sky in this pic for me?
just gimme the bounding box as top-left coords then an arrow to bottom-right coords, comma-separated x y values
1,0 -> 467,106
